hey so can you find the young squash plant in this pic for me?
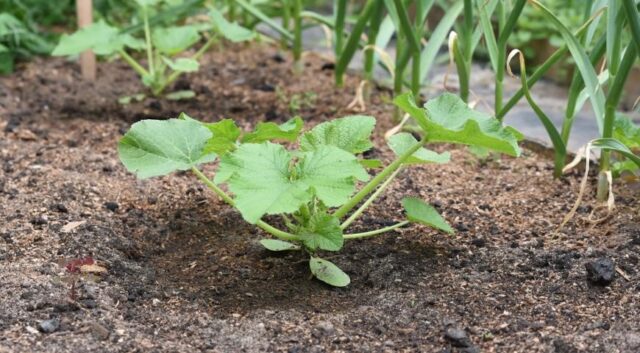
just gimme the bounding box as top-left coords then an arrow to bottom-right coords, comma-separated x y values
52,1 -> 254,99
118,92 -> 521,287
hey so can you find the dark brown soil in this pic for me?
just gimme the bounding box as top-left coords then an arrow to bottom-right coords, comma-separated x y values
1,44 -> 639,353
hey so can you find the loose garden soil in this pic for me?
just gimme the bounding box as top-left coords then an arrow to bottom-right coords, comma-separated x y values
1,44 -> 639,353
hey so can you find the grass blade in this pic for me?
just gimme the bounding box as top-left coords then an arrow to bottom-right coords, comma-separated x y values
530,0 -> 606,134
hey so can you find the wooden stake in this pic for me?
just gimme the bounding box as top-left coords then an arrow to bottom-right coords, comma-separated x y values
76,0 -> 96,80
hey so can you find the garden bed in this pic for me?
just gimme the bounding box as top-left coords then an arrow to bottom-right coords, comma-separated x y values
1,44 -> 639,353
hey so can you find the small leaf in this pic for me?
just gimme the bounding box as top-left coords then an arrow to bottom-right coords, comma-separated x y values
118,93 -> 146,105
613,113 -> 640,149
388,133 -> 450,164
394,93 -> 521,157
165,90 -> 196,100
162,57 -> 199,72
300,115 -> 376,154
309,257 -> 350,287
199,119 -> 241,155
210,8 -> 256,42
259,239 -> 300,251
592,138 -> 640,168
152,25 -> 200,55
402,197 -> 454,234
118,119 -> 216,179
241,117 -> 303,143
359,159 -> 383,168
299,213 -> 343,251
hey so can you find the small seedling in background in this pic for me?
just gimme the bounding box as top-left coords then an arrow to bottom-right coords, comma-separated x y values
118,92 -> 521,286
52,1 -> 255,99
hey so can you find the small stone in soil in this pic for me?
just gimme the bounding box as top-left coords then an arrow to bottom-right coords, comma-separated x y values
471,238 -> 486,247
31,215 -> 48,225
52,203 -> 68,213
444,327 -> 472,347
585,257 -> 616,286
104,202 -> 119,212
38,318 -> 60,333
313,321 -> 335,337
53,302 -> 80,312
80,299 -> 98,309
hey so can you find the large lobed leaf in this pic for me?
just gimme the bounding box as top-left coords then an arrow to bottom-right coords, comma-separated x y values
219,142 -> 311,223
209,8 -> 256,42
218,143 -> 368,223
300,116 -> 376,154
152,25 -> 200,56
118,119 -> 216,179
394,93 -> 521,157
53,20 -> 144,56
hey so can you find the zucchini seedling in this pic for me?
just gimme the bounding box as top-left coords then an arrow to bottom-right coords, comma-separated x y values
52,1 -> 254,99
118,93 -> 521,286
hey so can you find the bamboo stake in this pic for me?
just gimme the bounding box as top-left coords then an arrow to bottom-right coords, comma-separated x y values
76,0 -> 96,80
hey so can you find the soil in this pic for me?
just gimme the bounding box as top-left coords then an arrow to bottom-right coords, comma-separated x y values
1,44 -> 639,353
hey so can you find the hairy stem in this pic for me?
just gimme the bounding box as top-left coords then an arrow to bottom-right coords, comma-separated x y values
340,168 -> 401,230
142,7 -> 155,76
334,137 -> 426,219
117,49 -> 150,77
191,167 -> 300,241
344,221 -> 409,239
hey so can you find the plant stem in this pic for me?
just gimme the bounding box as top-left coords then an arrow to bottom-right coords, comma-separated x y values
393,0 -> 421,102
341,168 -> 401,230
292,0 -> 303,74
334,0 -> 347,60
142,7 -> 155,76
495,0 -> 526,117
151,35 -> 218,95
281,0 -> 291,49
118,49 -> 150,77
344,221 -> 409,239
191,167 -> 300,241
597,43 -> 637,200
334,137 -> 425,219
364,0 -> 384,89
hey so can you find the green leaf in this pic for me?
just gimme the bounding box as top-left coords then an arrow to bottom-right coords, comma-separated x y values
297,146 -> 369,207
165,90 -> 196,100
359,159 -> 383,168
309,257 -> 350,287
300,116 -> 376,154
218,142 -> 311,223
468,146 -> 490,158
162,57 -> 199,72
118,93 -> 146,105
200,119 -> 241,155
241,117 -> 303,143
209,8 -> 256,42
118,119 -> 216,179
592,138 -> 640,168
613,113 -> 640,149
299,213 -> 343,251
388,133 -> 451,165
394,93 -> 521,157
218,143 -> 368,222
402,197 -> 454,234
259,239 -> 300,251
53,20 -> 139,56
152,25 -> 200,55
